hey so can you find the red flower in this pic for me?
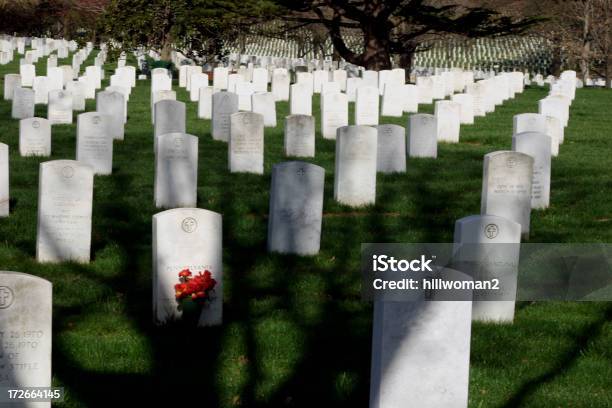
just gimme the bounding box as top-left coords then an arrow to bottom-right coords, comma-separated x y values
178,269 -> 192,278
174,268 -> 217,304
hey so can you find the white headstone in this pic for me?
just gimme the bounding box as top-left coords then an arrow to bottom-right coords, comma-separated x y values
355,86 -> 379,126
0,144 -> 7,217
284,115 -> 315,158
408,114 -> 437,158
19,118 -> 51,157
12,87 -> 35,119
36,160 -> 93,263
334,126 -> 377,206
96,91 -> 125,140
4,74 -> 21,100
76,112 -> 113,175
451,94 -> 475,125
154,100 -> 186,139
153,208 -> 222,326
212,92 -> 239,142
290,83 -> 312,116
376,124 -> 406,173
229,112 -> 264,174
47,89 -> 73,124
197,87 -> 213,120
267,162 -> 324,255
154,133 -> 198,208
435,100 -> 461,143
252,92 -> 277,127
481,151 -> 533,237
321,92 -> 348,139
512,132 -> 552,209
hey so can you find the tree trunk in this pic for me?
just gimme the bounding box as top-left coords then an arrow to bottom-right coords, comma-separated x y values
399,50 -> 415,82
161,32 -> 173,62
580,0 -> 592,82
361,24 -> 392,70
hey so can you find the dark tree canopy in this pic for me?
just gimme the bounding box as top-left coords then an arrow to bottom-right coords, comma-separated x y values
274,0 -> 539,70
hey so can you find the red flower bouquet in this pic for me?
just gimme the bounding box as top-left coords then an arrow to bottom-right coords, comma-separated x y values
174,269 -> 217,306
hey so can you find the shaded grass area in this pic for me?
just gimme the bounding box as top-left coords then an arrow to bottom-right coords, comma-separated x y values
0,51 -> 611,407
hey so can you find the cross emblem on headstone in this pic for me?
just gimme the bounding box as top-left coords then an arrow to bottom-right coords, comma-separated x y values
297,167 -> 305,176
0,287 -> 13,308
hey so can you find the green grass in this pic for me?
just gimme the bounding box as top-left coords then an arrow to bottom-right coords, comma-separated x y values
0,50 -> 611,407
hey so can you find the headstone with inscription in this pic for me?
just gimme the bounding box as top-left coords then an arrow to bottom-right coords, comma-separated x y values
355,86 -> 379,126
197,87 -> 213,120
0,271 -> 52,403
481,151 -> 533,237
47,90 -> 73,124
76,112 -> 113,175
20,118 -> 51,157
290,83 -> 312,116
252,92 -> 277,127
154,100 -> 186,139
435,100 -> 461,143
334,126 -> 377,206
512,132 -> 552,209
12,87 -> 35,119
453,214 -> 521,322
267,162 -> 324,255
212,92 -> 239,142
4,74 -> 21,100
153,208 -> 222,326
229,112 -> 264,174
321,92 -> 348,139
376,124 -> 406,173
96,91 -> 125,140
36,160 -> 93,263
155,133 -> 198,208
284,115 -> 315,158
408,114 -> 437,158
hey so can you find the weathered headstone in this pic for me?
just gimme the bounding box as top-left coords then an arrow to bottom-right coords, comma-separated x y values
284,115 -> 315,158
211,92 -> 239,142
513,113 -> 546,135
19,117 -> 51,157
272,72 -> 290,101
435,100 -> 461,143
453,214 -> 521,322
545,115 -> 562,156
76,112 -> 113,175
0,271 -> 52,400
370,270 -> 472,408
334,126 -> 377,206
4,74 -> 21,100
197,87 -> 213,120
96,91 -> 125,140
267,162 -> 325,255
47,90 -> 73,124
290,83 -> 312,116
12,87 -> 35,119
321,92 -> 348,139
376,124 -> 406,173
408,114 -> 437,158
154,100 -> 186,139
65,81 -> 86,111
451,93 -> 475,125
36,160 -> 93,263
402,84 -> 419,113
151,90 -> 177,124
153,208 -> 222,326
481,151 -> 533,237
155,133 -> 198,208
229,112 -> 264,174
381,85 -> 404,117
512,132 -> 552,209
213,67 -> 229,90
355,86 -> 379,126
251,92 -> 277,127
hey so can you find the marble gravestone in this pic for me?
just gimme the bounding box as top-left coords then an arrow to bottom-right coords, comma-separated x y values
272,72 -> 290,102
513,113 -> 546,136
376,124 -> 406,173
290,83 -> 312,116
481,151 -> 533,237
212,92 -> 239,142
154,100 -> 186,140
20,118 -> 51,157
251,92 -> 277,127
321,92 -> 348,139
36,160 -> 94,263
451,93 -> 475,125
453,214 -> 521,322
47,90 -> 73,124
151,90 -> 177,124
77,113 -> 113,175
267,162 -> 325,255
65,81 -> 86,111
0,144 -> 7,217
229,112 -> 264,174
155,133 -> 198,209
96,91 -> 125,140
235,81 -> 255,111
334,126 -> 378,206
12,87 -> 35,119
213,67 -> 229,91
381,85 -> 404,117
4,74 -> 21,100
198,87 -> 213,120
512,132 -> 552,209
284,115 -> 315,158
189,72 -> 208,102
545,115 -> 562,156
370,269 -> 472,408
435,100 -> 461,143
408,114 -> 437,158
33,76 -> 49,105
0,271 -> 52,404
153,208 -> 223,327
403,84 -> 419,113
355,86 -> 379,126
19,63 -> 35,87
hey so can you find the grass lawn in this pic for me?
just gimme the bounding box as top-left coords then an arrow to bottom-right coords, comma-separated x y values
0,50 -> 611,407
